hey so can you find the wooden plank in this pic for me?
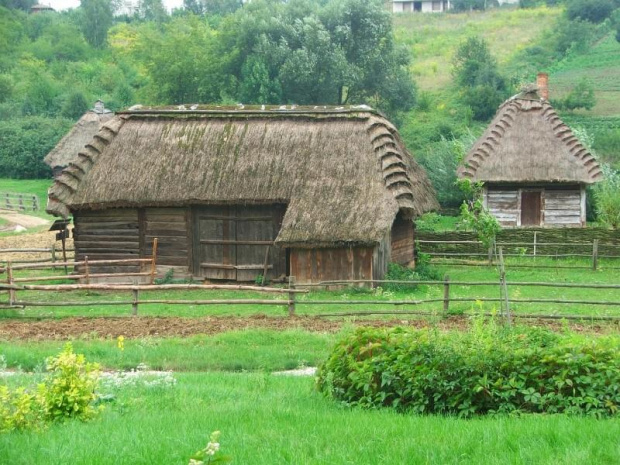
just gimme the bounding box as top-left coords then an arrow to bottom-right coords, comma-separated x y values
75,209 -> 138,219
74,241 -> 140,249
145,221 -> 187,231
75,221 -> 139,230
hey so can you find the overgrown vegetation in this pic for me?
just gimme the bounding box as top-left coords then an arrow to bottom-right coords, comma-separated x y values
317,322 -> 620,417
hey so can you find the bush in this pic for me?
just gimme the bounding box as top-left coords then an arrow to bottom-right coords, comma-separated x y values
566,0 -> 616,24
317,324 -> 620,417
0,344 -> 101,433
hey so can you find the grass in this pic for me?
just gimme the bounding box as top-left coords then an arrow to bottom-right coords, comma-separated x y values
0,178 -> 54,220
393,6 -> 562,91
0,330 -> 334,372
0,371 -> 618,464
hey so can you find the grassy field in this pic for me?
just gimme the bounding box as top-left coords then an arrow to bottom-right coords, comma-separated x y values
0,370 -> 618,464
0,178 -> 54,220
394,6 -> 562,91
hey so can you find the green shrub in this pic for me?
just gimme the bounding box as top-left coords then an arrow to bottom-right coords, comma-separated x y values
0,386 -> 46,433
317,324 -> 620,417
384,260 -> 442,291
42,343 -> 101,420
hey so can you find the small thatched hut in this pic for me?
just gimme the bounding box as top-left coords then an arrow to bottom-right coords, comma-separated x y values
44,101 -> 114,177
458,86 -> 602,228
47,105 -> 438,283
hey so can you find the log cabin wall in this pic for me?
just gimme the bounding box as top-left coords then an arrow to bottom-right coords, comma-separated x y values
373,234 -> 390,281
485,184 -> 585,228
73,209 -> 141,274
141,208 -> 192,277
290,247 -> 373,284
390,212 -> 415,266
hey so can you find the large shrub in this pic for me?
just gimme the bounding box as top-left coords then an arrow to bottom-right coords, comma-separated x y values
317,324 -> 620,417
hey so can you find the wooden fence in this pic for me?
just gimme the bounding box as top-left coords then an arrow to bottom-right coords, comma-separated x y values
0,246 -> 76,265
418,237 -> 620,270
0,193 -> 39,212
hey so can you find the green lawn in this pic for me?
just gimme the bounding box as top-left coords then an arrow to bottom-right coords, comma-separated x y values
0,371 -> 618,464
0,178 -> 54,220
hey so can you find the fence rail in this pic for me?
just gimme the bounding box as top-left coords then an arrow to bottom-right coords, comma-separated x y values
418,238 -> 620,270
0,246 -> 75,265
0,192 -> 39,211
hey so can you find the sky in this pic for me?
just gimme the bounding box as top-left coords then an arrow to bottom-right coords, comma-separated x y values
45,0 -> 184,12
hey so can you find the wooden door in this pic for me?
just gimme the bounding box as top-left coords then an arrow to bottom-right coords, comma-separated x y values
195,206 -> 236,280
521,191 -> 542,226
194,205 -> 285,281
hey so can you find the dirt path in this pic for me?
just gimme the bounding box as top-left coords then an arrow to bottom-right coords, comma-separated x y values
0,211 -> 49,229
0,315 -> 614,340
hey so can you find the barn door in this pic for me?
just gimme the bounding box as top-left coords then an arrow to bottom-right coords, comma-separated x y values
194,205 -> 284,281
195,206 -> 237,280
521,191 -> 542,226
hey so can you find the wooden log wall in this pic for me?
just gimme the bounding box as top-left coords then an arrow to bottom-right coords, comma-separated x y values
390,212 -> 414,265
487,189 -> 518,227
290,247 -> 373,284
543,189 -> 581,227
141,208 -> 191,269
73,209 -> 141,273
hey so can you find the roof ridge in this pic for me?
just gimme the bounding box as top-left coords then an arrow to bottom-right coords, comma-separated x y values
47,116 -> 127,218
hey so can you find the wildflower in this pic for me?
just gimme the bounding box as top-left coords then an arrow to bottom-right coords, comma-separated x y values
188,460 -> 204,465
205,430 -> 221,456
117,335 -> 125,351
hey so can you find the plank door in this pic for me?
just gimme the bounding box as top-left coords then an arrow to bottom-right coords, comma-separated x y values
521,191 -> 542,226
195,206 -> 236,280
236,205 -> 277,282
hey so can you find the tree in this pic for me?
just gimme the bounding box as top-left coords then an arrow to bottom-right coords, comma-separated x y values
61,90 -> 89,119
136,0 -> 168,23
566,0 -> 616,24
222,0 -> 416,115
452,37 -> 506,121
79,0 -> 113,48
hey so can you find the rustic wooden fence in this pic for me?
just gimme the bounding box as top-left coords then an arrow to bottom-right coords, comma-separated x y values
0,193 -> 39,212
0,247 -> 76,265
418,237 -> 620,270
0,274 -> 618,321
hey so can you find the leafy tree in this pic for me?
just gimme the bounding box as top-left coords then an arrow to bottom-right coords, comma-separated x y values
566,0 -> 616,24
452,0 -> 488,12
238,56 -> 282,104
136,0 -> 168,22
61,90 -> 89,119
79,0 -> 114,48
452,37 -> 507,121
0,116 -> 72,178
0,74 -> 13,103
0,0 -> 35,10
458,179 -> 501,248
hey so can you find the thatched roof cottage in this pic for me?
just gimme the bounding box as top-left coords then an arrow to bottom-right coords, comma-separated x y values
44,101 -> 114,177
47,105 -> 438,283
458,82 -> 601,228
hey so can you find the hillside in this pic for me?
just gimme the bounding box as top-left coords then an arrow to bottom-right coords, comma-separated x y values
394,6 -> 563,91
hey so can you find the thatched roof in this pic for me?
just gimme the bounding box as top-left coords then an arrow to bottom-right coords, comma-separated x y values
44,106 -> 114,170
458,90 -> 602,184
47,105 -> 438,247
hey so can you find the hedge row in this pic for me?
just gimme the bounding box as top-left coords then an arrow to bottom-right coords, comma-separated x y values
317,324 -> 620,417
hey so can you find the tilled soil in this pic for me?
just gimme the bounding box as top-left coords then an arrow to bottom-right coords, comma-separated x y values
0,314 -> 614,340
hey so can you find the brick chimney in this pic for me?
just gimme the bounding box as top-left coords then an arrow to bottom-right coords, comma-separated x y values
536,72 -> 549,100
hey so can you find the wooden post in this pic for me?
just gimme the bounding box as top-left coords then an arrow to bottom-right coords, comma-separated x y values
7,261 -> 15,306
32,195 -> 38,211
261,245 -> 270,286
592,239 -> 599,271
443,275 -> 450,316
498,247 -> 512,326
132,289 -> 139,316
51,244 -> 56,271
84,256 -> 90,285
150,238 -> 158,284
288,276 -> 296,317
18,194 -> 24,211
61,230 -> 68,274
533,232 -> 537,258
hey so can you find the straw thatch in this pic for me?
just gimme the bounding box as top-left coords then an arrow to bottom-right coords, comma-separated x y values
47,105 -> 438,247
44,108 -> 114,171
458,90 -> 602,184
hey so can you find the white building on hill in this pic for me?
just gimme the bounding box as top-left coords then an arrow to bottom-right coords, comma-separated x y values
392,0 -> 451,13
